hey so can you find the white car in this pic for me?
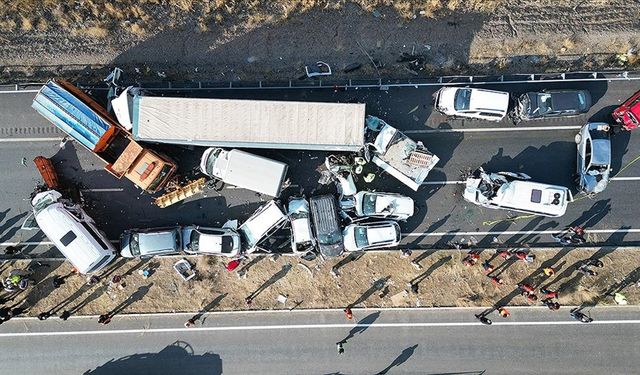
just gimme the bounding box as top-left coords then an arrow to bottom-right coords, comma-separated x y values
575,122 -> 611,195
435,87 -> 510,121
353,192 -> 414,221
181,226 -> 241,257
238,200 -> 288,253
463,168 -> 572,218
343,221 -> 401,252
288,197 -> 316,255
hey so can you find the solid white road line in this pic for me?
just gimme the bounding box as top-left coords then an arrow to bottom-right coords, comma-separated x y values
80,188 -> 124,193
405,125 -> 582,134
423,177 -> 640,185
0,137 -> 61,142
0,320 -> 638,337
403,228 -> 640,237
0,90 -> 39,94
611,177 -> 640,181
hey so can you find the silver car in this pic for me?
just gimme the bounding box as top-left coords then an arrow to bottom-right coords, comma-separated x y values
181,226 -> 241,257
343,221 -> 401,252
353,191 -> 414,221
575,122 -> 611,195
120,227 -> 182,258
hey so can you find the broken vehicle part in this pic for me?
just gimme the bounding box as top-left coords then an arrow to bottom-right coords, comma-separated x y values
33,156 -> 59,189
154,178 -> 207,208
288,197 -> 316,256
305,61 -> 332,78
365,116 -> 439,191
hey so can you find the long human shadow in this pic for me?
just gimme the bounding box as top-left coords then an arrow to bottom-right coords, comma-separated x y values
568,199 -> 611,232
409,215 -> 450,252
332,251 -> 365,274
237,256 -> 264,275
190,293 -> 228,323
83,340 -> 222,375
107,284 -> 153,317
410,256 -> 452,287
339,311 -> 381,343
0,212 -> 29,243
580,266 -> 640,312
247,264 -> 292,300
348,276 -> 390,308
375,344 -> 419,375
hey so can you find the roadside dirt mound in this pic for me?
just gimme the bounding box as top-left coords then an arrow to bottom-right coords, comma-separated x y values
1,248 -> 637,317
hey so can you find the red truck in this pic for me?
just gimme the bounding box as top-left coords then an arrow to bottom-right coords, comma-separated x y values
613,90 -> 640,131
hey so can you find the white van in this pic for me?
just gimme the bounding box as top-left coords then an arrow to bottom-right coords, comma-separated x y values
463,168 -> 572,217
200,148 -> 288,197
32,190 -> 117,274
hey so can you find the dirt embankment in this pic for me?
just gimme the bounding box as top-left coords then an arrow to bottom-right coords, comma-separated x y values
0,0 -> 638,83
1,248 -> 638,318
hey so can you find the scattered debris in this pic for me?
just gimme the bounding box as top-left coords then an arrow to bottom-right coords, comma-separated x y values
174,259 -> 196,281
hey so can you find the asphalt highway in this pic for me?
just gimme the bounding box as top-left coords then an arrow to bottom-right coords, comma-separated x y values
0,307 -> 638,374
1,79 -> 640,258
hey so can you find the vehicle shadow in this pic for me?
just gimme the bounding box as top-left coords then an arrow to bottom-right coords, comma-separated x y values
83,341 -> 222,375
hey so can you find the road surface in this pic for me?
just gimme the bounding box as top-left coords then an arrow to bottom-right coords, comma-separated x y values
1,78 -> 640,258
0,307 -> 638,374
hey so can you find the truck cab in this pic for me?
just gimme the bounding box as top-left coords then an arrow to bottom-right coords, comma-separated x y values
613,90 -> 640,131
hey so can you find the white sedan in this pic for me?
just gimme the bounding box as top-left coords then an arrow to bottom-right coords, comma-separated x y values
181,226 -> 241,257
353,191 -> 414,220
343,221 -> 401,252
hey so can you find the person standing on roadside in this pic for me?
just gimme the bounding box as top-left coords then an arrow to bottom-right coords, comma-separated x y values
344,307 -> 353,320
337,341 -> 345,354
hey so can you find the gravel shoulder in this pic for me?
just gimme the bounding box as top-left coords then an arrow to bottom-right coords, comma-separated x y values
2,248 -> 638,317
0,1 -> 638,83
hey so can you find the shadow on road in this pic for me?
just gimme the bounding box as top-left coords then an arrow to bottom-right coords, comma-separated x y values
375,344 -> 419,375
339,311 -> 380,343
83,340 -> 222,375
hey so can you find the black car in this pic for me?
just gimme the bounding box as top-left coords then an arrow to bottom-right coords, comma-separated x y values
516,90 -> 591,120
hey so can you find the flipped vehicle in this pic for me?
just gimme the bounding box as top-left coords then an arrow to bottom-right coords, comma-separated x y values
463,168 -> 572,218
515,90 -> 591,121
366,116 -> 439,191
238,200 -> 288,253
288,197 -> 316,256
120,226 -> 182,258
353,191 -> 414,221
343,221 -> 402,252
434,87 -> 510,121
199,148 -> 288,197
612,90 -> 640,131
181,225 -> 241,257
575,122 -> 611,195
31,190 -> 116,274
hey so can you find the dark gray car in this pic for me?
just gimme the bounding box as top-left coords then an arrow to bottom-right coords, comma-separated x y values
516,90 -> 591,120
310,195 -> 344,257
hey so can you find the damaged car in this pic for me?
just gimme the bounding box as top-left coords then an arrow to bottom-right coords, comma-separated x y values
365,116 -> 439,191
515,90 -> 591,121
120,226 -> 182,258
353,191 -> 414,221
343,221 -> 401,252
463,168 -> 572,217
181,225 -> 242,257
575,122 -> 611,195
238,200 -> 289,253
288,197 -> 316,256
434,87 -> 510,122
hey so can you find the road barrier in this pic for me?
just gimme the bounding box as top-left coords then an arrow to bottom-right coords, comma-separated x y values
1,70 -> 640,93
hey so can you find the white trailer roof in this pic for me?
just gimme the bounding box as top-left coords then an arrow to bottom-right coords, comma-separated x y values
132,96 -> 366,151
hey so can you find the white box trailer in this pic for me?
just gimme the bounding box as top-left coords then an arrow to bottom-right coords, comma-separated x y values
112,89 -> 366,151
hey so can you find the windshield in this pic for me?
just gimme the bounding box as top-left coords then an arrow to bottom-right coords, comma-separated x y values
290,211 -> 308,220
318,231 -> 342,245
33,195 -> 57,215
189,231 -> 201,252
147,164 -> 173,192
205,149 -> 222,175
362,194 -> 377,215
354,227 -> 369,248
454,89 -> 471,111
130,234 -> 140,256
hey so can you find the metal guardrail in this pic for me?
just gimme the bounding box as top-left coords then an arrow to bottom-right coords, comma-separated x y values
1,70 -> 640,93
